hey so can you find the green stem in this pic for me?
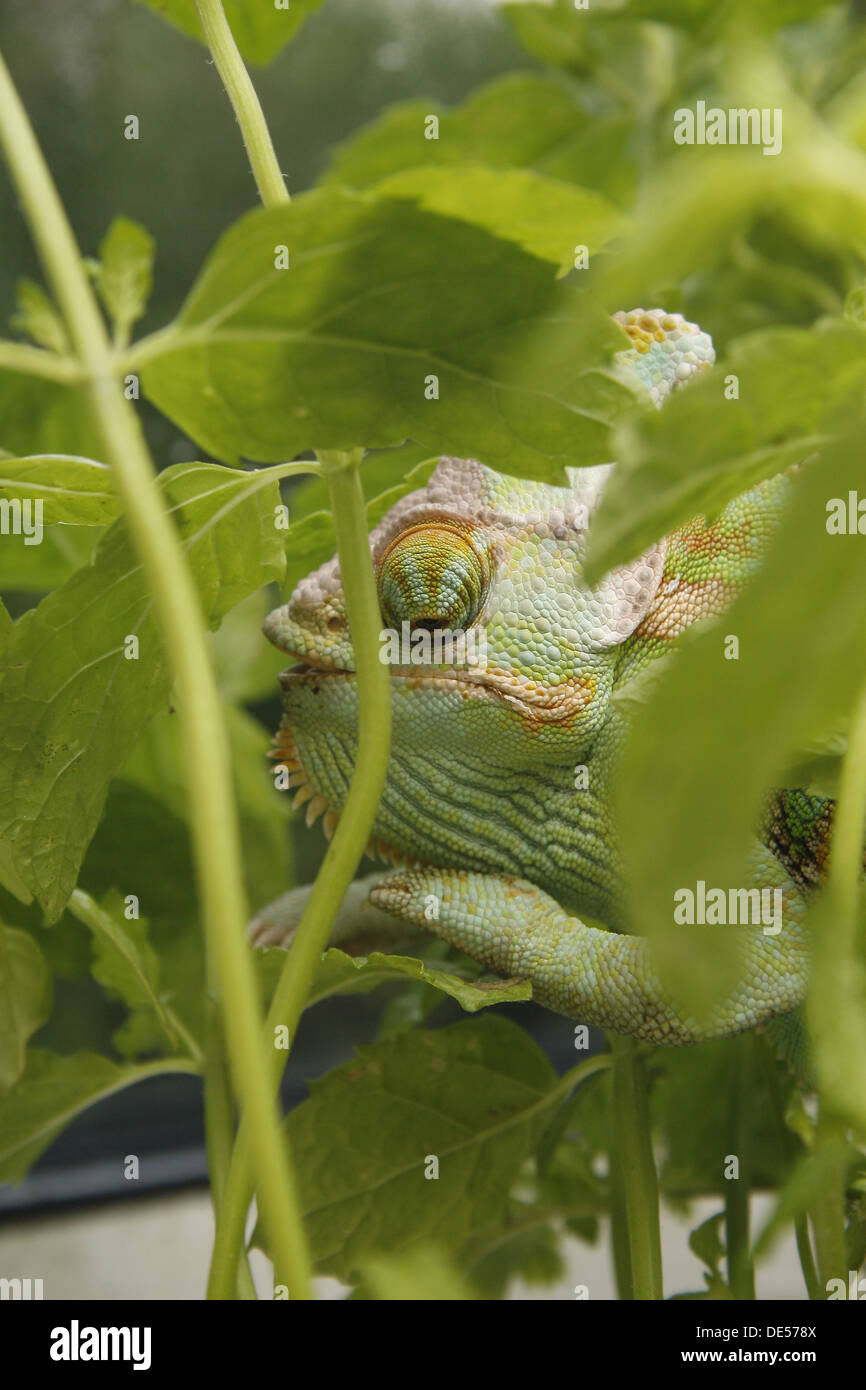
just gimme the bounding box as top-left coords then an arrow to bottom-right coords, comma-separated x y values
193,0 -> 396,1303
0,338 -> 82,381
204,1004 -> 257,1299
195,0 -> 289,209
207,451 -> 393,1299
725,1033 -> 755,1299
609,1035 -> 663,1300
609,1142 -> 634,1301
0,42 -> 308,1300
811,1108 -> 849,1295
757,1035 -> 822,1300
809,678 -> 866,1125
794,1213 -> 822,1302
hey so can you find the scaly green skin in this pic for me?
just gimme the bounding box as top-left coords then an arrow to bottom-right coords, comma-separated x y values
255,308 -> 824,1045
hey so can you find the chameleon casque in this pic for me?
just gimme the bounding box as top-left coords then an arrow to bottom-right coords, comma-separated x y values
250,307 -> 824,1047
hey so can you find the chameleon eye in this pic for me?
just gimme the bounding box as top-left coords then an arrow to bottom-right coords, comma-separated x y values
378,522 -> 487,632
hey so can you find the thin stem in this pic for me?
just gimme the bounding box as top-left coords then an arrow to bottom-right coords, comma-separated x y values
195,0 -> 289,209
207,451 -> 393,1299
725,1033 -> 755,1299
811,1107 -> 849,1295
794,1213 -> 822,1302
757,1035 -> 821,1300
204,1003 -> 257,1299
609,1034 -> 663,1300
0,42 -> 308,1300
0,338 -> 82,382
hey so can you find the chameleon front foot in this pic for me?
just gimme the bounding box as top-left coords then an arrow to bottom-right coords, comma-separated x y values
369,863 -> 809,1046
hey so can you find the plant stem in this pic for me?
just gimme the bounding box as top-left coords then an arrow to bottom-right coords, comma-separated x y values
0,339 -> 82,381
0,41 -> 309,1300
193,0 -> 398,1301
811,1107 -> 849,1295
725,1033 -> 756,1299
207,451 -> 393,1299
794,1213 -> 822,1302
609,1034 -> 663,1300
757,1035 -> 822,1300
195,0 -> 289,209
204,1004 -> 257,1299
809,678 -> 866,1128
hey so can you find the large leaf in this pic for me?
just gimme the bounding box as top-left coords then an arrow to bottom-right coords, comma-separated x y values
0,372 -> 103,461
0,924 -> 51,1089
617,437 -> 866,1012
0,462 -> 286,920
373,164 -> 624,275
140,189 -> 633,479
0,456 -> 117,526
255,1016 -> 560,1281
361,1245 -> 477,1301
324,72 -> 638,205
0,1048 -> 197,1183
133,0 -> 324,66
585,320 -> 866,581
0,524 -> 101,595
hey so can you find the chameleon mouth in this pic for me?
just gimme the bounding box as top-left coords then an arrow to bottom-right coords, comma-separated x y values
269,723 -> 424,870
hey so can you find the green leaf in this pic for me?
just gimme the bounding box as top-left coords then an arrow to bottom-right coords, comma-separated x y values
501,0 -> 600,72
0,924 -> 51,1089
0,456 -> 117,526
122,704 -> 292,916
0,599 -> 11,655
210,589 -> 286,705
74,889 -> 178,1049
256,945 -> 532,1015
77,778 -> 204,1058
618,438 -> 866,1013
806,888 -> 866,1132
0,523 -> 101,595
141,189 -> 632,480
687,1210 -> 729,1297
0,1048 -> 196,1183
133,0 -> 325,66
753,1139 -> 857,1259
92,218 -> 155,347
0,462 -> 286,920
372,164 -> 625,275
0,371 -> 103,461
11,280 -> 68,354
323,72 -> 638,204
586,320 -> 866,581
254,1015 -> 559,1280
360,1244 -> 477,1301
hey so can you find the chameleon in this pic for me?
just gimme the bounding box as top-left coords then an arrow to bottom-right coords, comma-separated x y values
249,307 -> 826,1047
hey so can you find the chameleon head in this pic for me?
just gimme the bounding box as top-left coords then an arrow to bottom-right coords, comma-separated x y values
263,454 -> 668,869
264,309 -> 713,870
